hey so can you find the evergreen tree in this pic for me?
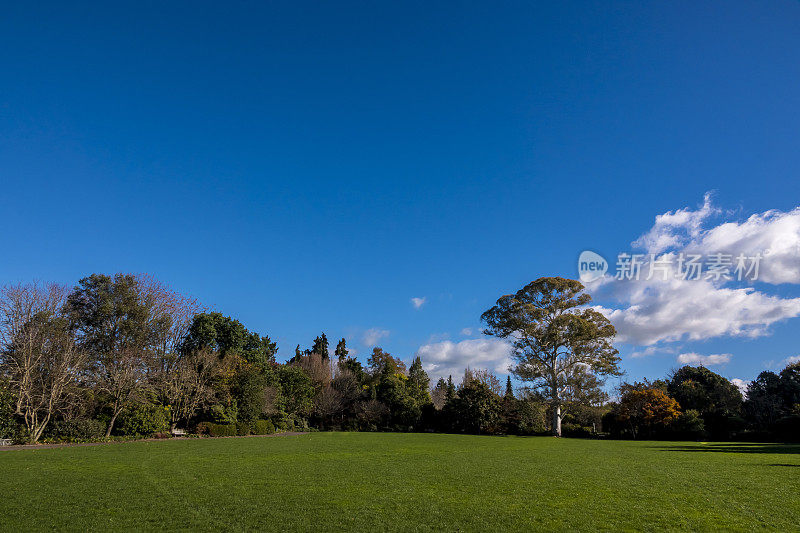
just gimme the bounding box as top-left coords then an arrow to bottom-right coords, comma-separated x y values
501,376 -> 521,434
505,376 -> 515,400
451,380 -> 501,434
309,333 -> 330,359
181,312 -> 277,366
289,344 -> 303,363
335,338 -> 349,361
482,277 -> 621,437
445,375 -> 456,402
408,356 -> 431,404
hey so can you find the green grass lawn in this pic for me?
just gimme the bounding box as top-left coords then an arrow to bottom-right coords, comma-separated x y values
0,433 -> 798,531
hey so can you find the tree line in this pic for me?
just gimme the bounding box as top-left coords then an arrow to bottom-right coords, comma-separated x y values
0,274 -> 797,444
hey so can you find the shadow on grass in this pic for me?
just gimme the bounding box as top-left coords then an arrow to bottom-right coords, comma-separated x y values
657,443 -> 800,454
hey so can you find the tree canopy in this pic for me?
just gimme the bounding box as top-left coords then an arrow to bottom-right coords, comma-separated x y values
482,277 -> 620,436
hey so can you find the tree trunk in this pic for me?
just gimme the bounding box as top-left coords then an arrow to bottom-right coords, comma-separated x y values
106,411 -> 119,438
551,380 -> 562,437
31,413 -> 51,444
552,403 -> 562,437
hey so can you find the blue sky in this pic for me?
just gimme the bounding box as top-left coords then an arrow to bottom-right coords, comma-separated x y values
2,1 -> 799,388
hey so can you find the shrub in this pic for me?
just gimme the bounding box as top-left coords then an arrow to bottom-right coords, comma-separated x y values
562,423 -> 594,438
252,419 -> 275,435
197,423 -> 237,437
49,419 -> 106,442
116,403 -> 170,437
236,421 -> 251,436
275,413 -> 309,432
214,423 -> 238,437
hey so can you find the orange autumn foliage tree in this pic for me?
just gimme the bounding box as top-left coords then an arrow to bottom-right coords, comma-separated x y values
617,384 -> 681,439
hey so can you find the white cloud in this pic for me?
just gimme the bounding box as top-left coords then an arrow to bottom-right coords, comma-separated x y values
410,297 -> 427,310
460,327 -> 473,336
593,279 -> 800,345
631,196 -> 800,285
415,338 -> 513,383
686,209 -> 800,285
731,378 -> 750,397
362,328 -> 389,347
783,355 -> 800,365
632,193 -> 719,254
590,196 -> 800,347
677,352 -> 732,366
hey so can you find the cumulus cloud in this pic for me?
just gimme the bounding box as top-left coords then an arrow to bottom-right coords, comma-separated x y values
590,196 -> 800,348
677,352 -> 732,366
362,328 -> 389,347
730,378 -> 750,397
410,297 -> 427,310
593,279 -> 800,345
690,208 -> 800,284
630,195 -> 800,285
415,338 -> 513,383
632,193 -> 719,254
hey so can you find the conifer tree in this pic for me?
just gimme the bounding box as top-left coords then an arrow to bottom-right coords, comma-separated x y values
335,338 -> 349,361
445,375 -> 456,402
310,332 -> 329,359
408,356 -> 431,404
505,376 -> 515,400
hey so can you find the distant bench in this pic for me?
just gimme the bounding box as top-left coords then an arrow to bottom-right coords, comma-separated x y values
0,439 -> 12,446
171,429 -> 187,437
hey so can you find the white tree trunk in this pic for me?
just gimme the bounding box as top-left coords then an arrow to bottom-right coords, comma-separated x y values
553,403 -> 562,437
552,380 -> 562,437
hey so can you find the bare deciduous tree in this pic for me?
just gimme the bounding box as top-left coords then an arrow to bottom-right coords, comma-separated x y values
143,277 -> 207,430
331,366 -> 361,407
314,384 -> 343,429
430,384 -> 447,410
157,347 -> 220,430
356,398 -> 388,428
0,283 -> 86,442
292,352 -> 332,389
461,367 -> 504,396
